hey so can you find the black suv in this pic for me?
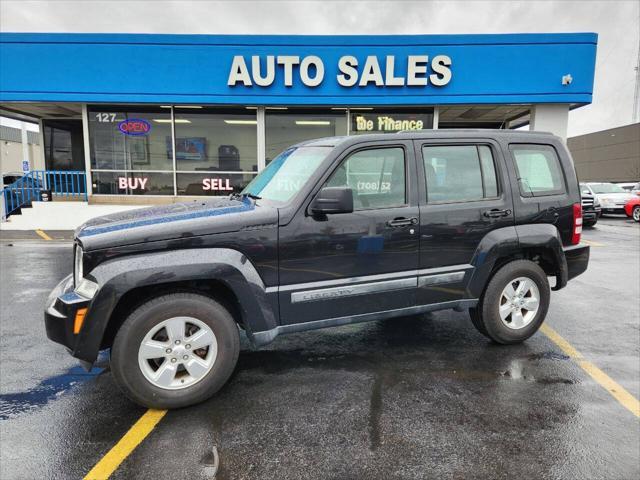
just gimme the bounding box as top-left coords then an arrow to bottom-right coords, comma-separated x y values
45,131 -> 589,409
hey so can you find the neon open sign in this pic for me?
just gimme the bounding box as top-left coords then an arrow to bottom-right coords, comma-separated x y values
118,118 -> 151,136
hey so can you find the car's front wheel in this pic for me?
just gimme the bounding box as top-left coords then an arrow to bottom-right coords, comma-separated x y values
633,206 -> 640,222
111,293 -> 239,409
470,260 -> 550,344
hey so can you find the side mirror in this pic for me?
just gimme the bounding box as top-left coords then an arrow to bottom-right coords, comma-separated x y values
310,187 -> 354,215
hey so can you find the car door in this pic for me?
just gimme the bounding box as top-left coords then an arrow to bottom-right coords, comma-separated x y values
415,139 -> 515,306
278,140 -> 420,326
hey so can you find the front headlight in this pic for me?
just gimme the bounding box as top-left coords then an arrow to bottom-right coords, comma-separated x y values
74,244 -> 83,288
73,244 -> 99,299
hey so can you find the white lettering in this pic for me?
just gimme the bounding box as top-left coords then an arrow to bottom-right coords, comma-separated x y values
359,56 -> 384,87
276,56 -> 300,87
407,55 -> 429,86
227,56 -> 252,86
300,56 -> 324,87
202,178 -> 234,191
251,55 -> 275,86
385,56 -> 405,86
430,55 -> 452,86
337,55 -> 359,87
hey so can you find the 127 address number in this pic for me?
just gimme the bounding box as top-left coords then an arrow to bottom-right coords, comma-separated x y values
95,113 -> 117,122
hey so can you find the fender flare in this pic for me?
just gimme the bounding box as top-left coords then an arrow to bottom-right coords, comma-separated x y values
467,224 -> 567,298
74,248 -> 278,363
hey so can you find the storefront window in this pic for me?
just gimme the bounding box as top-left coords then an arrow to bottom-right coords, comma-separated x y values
91,171 -> 175,195
265,109 -> 347,163
173,108 -> 258,173
176,172 -> 256,196
88,107 -> 174,171
350,108 -> 434,134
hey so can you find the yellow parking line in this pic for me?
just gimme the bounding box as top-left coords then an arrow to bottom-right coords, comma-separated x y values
35,229 -> 52,241
84,409 -> 167,479
582,239 -> 605,247
540,324 -> 640,418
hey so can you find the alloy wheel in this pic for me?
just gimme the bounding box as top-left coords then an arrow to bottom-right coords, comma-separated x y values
498,277 -> 540,330
137,316 -> 218,390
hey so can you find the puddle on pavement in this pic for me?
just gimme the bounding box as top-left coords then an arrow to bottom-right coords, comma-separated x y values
0,353 -> 109,420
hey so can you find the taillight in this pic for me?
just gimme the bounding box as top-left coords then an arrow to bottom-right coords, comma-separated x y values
572,203 -> 582,245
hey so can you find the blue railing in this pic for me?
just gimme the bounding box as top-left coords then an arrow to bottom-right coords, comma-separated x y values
2,170 -> 87,218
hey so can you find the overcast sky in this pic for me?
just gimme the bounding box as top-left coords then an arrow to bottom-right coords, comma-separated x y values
1,0 -> 638,137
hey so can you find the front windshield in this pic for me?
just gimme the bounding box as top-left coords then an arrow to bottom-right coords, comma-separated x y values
590,183 -> 626,194
243,146 -> 331,203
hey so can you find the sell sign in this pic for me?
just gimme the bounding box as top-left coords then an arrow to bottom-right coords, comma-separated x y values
118,119 -> 151,136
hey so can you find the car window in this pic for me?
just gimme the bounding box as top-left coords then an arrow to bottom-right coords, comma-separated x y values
421,145 -> 498,203
243,146 -> 331,203
325,147 -> 405,210
589,183 -> 626,194
510,144 -> 565,197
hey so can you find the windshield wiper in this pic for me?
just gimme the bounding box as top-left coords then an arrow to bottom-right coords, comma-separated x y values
230,192 -> 261,200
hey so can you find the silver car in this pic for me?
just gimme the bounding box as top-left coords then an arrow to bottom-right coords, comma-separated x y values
583,182 -> 635,214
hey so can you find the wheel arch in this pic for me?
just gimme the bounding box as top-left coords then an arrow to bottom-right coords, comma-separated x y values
468,224 -> 568,298
75,248 -> 278,365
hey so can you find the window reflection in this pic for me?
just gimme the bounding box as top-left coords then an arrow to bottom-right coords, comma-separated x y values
173,108 -> 257,173
265,110 -> 347,163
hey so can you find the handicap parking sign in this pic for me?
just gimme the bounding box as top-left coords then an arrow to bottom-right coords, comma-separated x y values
22,160 -> 30,172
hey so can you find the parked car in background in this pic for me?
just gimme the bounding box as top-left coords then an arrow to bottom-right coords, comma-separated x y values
583,182 -> 635,215
580,184 -> 601,227
616,182 -> 640,192
624,197 -> 640,222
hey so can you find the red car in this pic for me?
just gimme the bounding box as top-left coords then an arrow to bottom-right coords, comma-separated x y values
624,197 -> 640,222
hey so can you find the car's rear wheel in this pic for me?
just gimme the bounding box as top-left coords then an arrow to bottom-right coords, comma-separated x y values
111,293 -> 239,409
633,206 -> 640,222
471,260 -> 550,344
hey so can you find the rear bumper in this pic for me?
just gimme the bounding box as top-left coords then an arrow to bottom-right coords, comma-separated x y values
563,244 -> 590,282
582,211 -> 598,222
44,274 -> 90,357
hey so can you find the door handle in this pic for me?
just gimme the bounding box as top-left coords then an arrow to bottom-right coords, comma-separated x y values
387,217 -> 418,228
483,209 -> 512,218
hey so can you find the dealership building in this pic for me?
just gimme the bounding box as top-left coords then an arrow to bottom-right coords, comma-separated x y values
0,33 -> 597,202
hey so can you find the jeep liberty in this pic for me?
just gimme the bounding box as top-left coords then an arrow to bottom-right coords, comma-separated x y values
45,131 -> 589,409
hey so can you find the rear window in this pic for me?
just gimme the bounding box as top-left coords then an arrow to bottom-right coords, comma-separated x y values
510,144 -> 566,197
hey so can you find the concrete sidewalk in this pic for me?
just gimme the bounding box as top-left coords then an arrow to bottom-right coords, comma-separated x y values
1,201 -> 143,231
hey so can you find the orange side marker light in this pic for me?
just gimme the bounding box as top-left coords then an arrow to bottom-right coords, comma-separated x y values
74,308 -> 88,334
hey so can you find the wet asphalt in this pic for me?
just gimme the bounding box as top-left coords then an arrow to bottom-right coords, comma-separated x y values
0,217 -> 638,479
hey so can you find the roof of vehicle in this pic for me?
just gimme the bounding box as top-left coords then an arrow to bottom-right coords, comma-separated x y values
297,129 -> 558,148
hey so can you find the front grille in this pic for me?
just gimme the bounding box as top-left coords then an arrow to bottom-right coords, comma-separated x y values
581,197 -> 594,207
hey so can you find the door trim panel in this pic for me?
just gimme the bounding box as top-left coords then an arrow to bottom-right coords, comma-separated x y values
291,277 -> 417,304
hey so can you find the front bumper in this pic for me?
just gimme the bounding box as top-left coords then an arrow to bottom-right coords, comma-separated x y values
563,243 -> 590,282
601,206 -> 625,214
44,274 -> 90,356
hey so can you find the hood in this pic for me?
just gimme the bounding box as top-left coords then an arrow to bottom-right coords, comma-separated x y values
76,197 -> 277,251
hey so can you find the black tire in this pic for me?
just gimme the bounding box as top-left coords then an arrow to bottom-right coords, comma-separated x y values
468,307 -> 489,338
633,206 -> 640,222
472,260 -> 550,344
111,293 -> 240,409
583,219 -> 597,228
